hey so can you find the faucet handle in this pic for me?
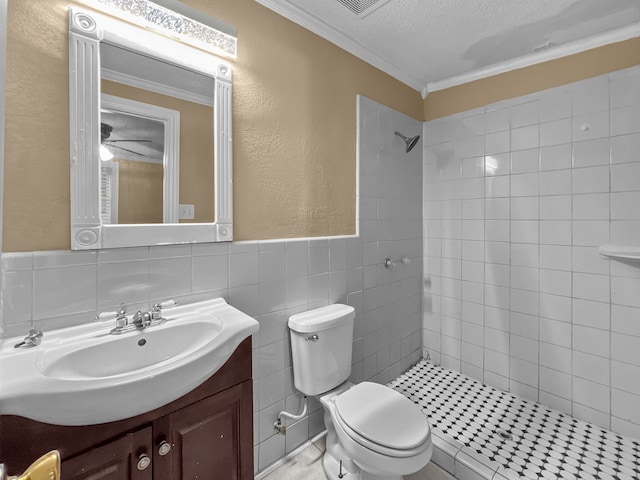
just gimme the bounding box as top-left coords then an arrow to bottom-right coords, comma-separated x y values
14,329 -> 43,349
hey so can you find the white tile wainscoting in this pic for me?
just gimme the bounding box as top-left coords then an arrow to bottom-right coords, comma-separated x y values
0,96 -> 425,475
422,65 -> 640,441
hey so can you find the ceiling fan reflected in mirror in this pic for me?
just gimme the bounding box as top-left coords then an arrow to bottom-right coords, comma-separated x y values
99,110 -> 165,163
100,122 -> 152,160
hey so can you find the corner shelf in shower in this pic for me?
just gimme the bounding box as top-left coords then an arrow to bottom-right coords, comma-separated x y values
599,244 -> 640,261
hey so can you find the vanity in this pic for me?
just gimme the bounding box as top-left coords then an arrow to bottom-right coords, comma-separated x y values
0,298 -> 258,480
0,338 -> 252,479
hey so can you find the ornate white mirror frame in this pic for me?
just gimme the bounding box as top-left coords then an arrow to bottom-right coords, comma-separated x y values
69,6 -> 233,250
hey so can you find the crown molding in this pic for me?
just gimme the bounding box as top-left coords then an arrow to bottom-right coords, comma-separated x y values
425,22 -> 640,94
254,0 -> 424,93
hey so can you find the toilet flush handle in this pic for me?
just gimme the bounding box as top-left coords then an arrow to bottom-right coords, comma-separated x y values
304,334 -> 319,342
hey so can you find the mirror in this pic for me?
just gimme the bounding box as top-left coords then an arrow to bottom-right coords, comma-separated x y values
69,6 -> 233,250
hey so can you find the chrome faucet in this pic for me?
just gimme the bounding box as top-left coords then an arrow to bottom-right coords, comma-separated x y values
14,329 -> 43,348
107,302 -> 173,335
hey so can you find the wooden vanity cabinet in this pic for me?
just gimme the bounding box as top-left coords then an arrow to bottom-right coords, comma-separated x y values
0,338 -> 254,480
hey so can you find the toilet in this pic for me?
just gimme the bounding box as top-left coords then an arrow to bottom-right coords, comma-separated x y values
289,304 -> 432,480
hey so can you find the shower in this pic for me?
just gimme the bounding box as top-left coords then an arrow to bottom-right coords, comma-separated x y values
394,131 -> 421,152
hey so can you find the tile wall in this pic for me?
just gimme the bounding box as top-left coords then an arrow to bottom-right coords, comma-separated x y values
422,65 -> 640,440
0,96 -> 424,473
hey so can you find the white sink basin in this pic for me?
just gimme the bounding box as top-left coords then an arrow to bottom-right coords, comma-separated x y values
0,298 -> 259,426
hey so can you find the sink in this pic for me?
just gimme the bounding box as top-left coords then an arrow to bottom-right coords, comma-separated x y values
0,298 -> 259,426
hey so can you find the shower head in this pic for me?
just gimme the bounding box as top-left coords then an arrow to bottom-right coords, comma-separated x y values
394,131 -> 421,153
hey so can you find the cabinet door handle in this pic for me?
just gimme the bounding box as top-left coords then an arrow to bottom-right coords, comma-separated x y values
136,454 -> 151,471
158,440 -> 172,456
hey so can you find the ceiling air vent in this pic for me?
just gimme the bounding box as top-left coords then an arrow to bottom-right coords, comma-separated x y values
336,0 -> 391,18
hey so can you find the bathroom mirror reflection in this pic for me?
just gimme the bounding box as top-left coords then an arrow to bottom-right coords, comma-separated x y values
69,6 -> 233,250
100,43 -> 216,225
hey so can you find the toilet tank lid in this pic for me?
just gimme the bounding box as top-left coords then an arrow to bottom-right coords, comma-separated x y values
288,304 -> 355,333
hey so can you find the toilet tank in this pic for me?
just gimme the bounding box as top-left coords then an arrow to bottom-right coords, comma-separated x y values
288,304 -> 355,396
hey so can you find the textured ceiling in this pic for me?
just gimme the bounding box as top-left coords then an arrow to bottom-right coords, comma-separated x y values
257,0 -> 640,93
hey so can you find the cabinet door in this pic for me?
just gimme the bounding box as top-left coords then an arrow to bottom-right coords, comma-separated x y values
163,381 -> 252,480
61,427 -> 153,480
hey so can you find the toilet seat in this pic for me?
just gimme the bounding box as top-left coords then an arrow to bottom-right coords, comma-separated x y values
334,382 -> 430,456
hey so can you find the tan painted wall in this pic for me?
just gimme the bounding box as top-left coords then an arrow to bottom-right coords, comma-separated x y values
424,37 -> 640,121
102,80 -> 215,223
2,0 -> 422,252
114,158 -> 164,224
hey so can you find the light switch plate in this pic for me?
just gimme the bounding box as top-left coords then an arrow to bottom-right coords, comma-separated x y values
179,204 -> 195,220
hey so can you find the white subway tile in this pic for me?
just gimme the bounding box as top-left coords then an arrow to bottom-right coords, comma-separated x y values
539,269 -> 571,297
572,246 -> 609,275
485,306 -> 510,332
539,341 -> 572,372
573,324 -> 610,358
611,361 -> 640,396
485,327 -> 509,354
485,198 -> 510,220
485,284 -> 510,310
33,265 -> 97,320
485,349 -> 509,377
511,124 -> 539,151
611,103 -> 640,136
611,72 -> 640,108
485,176 -> 510,198
612,192 -> 640,220
573,111 -> 610,142
510,220 -> 538,244
511,288 -> 539,315
540,169 -> 572,195
611,333 -> 640,366
510,311 -> 538,339
511,148 -> 539,174
612,275 -> 640,308
539,245 -> 572,271
573,272 -> 610,303
540,366 -> 572,399
511,100 -> 540,127
572,166 -> 610,194
573,377 -> 610,413
572,193 -> 610,220
539,318 -> 571,348
573,350 -> 610,386
611,389 -> 640,425
611,162 -> 640,192
540,144 -> 572,171
510,266 -> 538,292
510,173 -> 539,197
540,118 -> 571,147
539,293 -> 571,323
485,263 -> 510,287
484,153 -> 510,176
462,240 -> 484,262
572,298 -> 610,330
573,221 -> 610,247
510,334 -> 538,363
612,304 -> 640,337
572,76 -> 609,115
485,241 -> 510,264
510,357 -> 538,388
540,195 -> 572,220
540,220 -> 572,245
485,220 -> 510,242
510,197 -> 538,220
573,138 -> 610,167
486,130 -> 510,155
510,243 -> 538,267
485,108 -> 510,133
611,132 -> 640,164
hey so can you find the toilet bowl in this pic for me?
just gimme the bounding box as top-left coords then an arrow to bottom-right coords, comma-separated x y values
321,382 -> 432,480
288,304 -> 432,480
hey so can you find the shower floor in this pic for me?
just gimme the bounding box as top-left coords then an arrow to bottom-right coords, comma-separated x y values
389,360 -> 640,480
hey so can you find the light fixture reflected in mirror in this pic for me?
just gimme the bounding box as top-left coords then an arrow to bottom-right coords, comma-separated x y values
99,144 -> 114,161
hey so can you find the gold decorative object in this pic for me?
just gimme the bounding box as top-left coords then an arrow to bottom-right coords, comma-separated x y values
5,451 -> 60,480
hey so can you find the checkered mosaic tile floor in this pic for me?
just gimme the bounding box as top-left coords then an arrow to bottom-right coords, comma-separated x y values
389,360 -> 640,480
